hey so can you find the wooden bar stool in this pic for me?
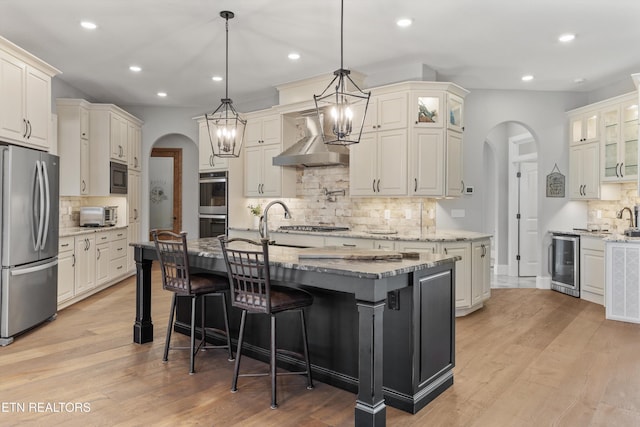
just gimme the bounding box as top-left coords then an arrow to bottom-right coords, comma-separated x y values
152,229 -> 233,374
218,235 -> 314,409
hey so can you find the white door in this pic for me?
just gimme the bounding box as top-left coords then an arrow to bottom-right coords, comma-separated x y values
518,161 -> 538,276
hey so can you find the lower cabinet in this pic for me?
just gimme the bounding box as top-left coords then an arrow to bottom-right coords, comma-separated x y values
57,228 -> 132,309
606,242 -> 640,323
57,237 -> 75,304
397,238 -> 491,316
581,236 -> 605,306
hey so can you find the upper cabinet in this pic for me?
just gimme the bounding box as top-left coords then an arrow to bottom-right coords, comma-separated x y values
569,110 -> 599,145
601,97 -> 638,183
353,92 -> 408,134
408,83 -> 468,198
242,109 -> 295,198
57,99 -> 91,196
89,104 -> 142,196
0,36 -> 60,151
197,120 -> 229,171
128,121 -> 142,171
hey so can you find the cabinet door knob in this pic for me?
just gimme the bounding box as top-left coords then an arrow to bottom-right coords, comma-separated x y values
620,162 -> 624,178
26,120 -> 32,139
372,179 -> 376,193
97,248 -> 101,260
23,119 -> 28,138
414,178 -> 417,192
72,254 -> 75,267
377,179 -> 380,193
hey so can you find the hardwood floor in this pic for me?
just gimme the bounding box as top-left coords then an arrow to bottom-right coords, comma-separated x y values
2,270 -> 640,426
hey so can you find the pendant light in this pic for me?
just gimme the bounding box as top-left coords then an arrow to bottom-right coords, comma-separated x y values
313,0 -> 370,146
205,11 -> 246,158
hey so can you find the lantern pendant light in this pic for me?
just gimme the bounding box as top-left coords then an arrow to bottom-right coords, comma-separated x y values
205,10 -> 246,158
313,0 -> 370,146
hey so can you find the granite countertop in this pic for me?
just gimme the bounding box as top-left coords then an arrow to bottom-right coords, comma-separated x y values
549,229 -> 612,238
60,225 -> 128,237
133,237 -> 461,280
229,227 -> 492,243
604,235 -> 640,243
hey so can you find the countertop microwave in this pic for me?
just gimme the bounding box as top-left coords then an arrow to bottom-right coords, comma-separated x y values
110,161 -> 127,194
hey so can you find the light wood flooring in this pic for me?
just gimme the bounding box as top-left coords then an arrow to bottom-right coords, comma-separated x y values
2,269 -> 640,426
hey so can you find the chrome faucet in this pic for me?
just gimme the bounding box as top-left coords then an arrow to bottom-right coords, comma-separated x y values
259,200 -> 292,241
618,207 -> 634,228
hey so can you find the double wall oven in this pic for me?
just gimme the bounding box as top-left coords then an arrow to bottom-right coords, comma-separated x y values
199,171 -> 227,238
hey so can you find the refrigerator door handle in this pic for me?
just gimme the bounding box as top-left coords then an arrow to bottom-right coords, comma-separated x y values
10,259 -> 59,276
32,160 -> 45,251
40,161 -> 51,249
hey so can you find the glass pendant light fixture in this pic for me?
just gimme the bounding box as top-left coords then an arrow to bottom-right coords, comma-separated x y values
313,0 -> 370,146
205,11 -> 246,158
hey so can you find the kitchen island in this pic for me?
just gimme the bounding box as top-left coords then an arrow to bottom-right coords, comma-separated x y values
131,238 -> 459,427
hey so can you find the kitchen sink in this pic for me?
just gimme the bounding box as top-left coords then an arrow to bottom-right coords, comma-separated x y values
624,228 -> 640,237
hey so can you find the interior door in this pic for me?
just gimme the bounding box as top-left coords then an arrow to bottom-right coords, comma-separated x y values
518,161 -> 538,276
149,148 -> 182,238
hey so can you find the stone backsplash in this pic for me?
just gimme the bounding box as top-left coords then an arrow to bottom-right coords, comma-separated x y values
246,166 -> 437,236
587,182 -> 640,231
59,196 -> 128,228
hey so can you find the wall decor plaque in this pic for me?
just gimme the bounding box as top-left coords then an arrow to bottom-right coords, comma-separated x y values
546,164 -> 565,198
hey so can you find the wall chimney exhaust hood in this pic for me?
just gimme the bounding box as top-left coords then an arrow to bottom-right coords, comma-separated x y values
272,115 -> 349,167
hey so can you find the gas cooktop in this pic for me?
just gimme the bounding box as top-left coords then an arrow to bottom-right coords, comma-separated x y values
277,225 -> 350,232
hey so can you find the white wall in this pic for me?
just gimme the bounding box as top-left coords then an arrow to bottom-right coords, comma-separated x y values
437,89 -> 588,277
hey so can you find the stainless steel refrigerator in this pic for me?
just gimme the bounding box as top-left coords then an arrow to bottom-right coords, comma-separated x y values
0,144 -> 59,345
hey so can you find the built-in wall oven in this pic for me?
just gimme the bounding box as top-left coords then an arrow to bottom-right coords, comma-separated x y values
199,171 -> 227,237
549,234 -> 580,297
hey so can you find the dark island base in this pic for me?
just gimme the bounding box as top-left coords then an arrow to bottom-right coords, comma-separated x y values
173,264 -> 455,414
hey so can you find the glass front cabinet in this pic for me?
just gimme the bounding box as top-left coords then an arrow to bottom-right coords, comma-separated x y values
601,95 -> 638,183
411,91 -> 464,133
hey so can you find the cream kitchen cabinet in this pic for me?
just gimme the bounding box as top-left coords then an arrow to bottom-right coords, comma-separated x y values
89,104 -> 142,196
56,99 -> 91,195
440,241 -> 471,311
110,229 -> 128,279
95,231 -> 111,286
128,121 -> 142,171
243,110 -> 295,198
75,234 -> 96,295
580,236 -> 604,306
127,169 -> 141,272
110,113 -> 128,162
57,236 -> 75,304
198,120 -> 229,171
244,112 -> 280,147
569,109 -> 599,145
409,128 -> 463,197
601,98 -> 638,183
0,37 -> 59,151
606,241 -> 640,323
569,142 -> 600,199
349,129 -> 408,196
324,236 -> 375,249
395,241 -> 438,253
472,239 -> 491,305
355,92 -> 408,133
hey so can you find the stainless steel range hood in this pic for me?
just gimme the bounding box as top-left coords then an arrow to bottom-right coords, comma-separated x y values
272,115 -> 349,167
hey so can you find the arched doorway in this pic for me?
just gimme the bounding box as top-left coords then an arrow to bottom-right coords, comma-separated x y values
484,121 -> 540,279
148,133 -> 199,238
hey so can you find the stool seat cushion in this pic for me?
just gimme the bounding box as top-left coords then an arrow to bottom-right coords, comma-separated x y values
188,273 -> 230,295
234,285 -> 312,313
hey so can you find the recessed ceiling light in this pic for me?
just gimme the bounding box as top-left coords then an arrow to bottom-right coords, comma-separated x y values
521,75 -> 534,82
396,18 -> 412,28
157,92 -> 167,97
558,33 -> 576,43
288,52 -> 300,60
129,65 -> 141,72
212,76 -> 223,82
574,77 -> 586,84
80,21 -> 97,30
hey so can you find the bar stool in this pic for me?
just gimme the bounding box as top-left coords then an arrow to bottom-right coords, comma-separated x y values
218,235 -> 314,409
152,229 -> 233,375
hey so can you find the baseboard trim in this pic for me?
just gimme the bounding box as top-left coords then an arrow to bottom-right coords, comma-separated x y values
537,276 -> 551,290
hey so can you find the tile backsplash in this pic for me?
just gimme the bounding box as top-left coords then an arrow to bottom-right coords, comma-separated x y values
245,167 -> 437,236
59,196 -> 127,228
588,182 -> 640,231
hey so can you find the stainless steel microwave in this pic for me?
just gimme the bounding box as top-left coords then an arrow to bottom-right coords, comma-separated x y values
110,161 -> 128,194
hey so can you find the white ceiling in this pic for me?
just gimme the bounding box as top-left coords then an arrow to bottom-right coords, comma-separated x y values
2,0 -> 640,111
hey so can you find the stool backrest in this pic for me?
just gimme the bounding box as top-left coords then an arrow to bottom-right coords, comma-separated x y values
218,236 -> 272,314
152,229 -> 192,295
